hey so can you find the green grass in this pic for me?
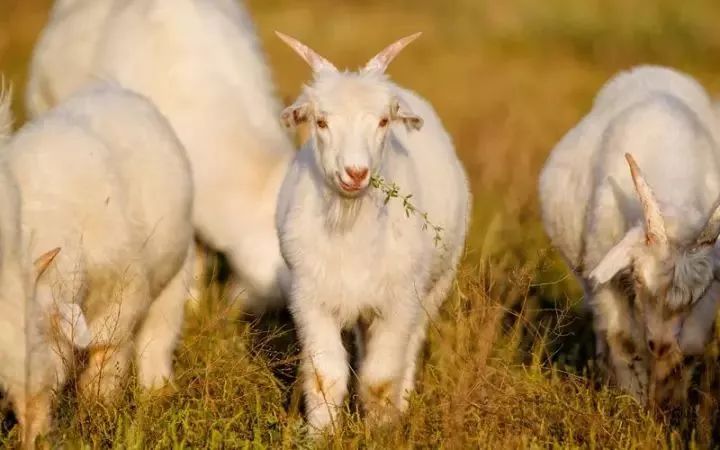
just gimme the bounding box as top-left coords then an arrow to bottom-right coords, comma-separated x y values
2,0 -> 720,447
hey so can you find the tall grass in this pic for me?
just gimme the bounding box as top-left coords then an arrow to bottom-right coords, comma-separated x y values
2,0 -> 720,447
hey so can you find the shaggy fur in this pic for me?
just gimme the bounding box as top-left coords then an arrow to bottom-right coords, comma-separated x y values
27,0 -> 294,311
539,65 -> 720,406
0,84 -> 194,446
275,34 -> 470,432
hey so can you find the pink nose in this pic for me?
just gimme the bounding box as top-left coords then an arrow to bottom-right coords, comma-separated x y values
345,167 -> 369,183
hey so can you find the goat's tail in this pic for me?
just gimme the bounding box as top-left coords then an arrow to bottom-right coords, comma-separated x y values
0,77 -> 13,144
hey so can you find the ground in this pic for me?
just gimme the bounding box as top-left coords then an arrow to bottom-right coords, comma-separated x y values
2,0 -> 720,448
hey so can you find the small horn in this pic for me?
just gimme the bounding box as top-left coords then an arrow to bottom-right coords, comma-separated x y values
695,199 -> 720,247
34,247 -> 61,280
625,153 -> 667,245
363,32 -> 422,74
0,75 -> 13,141
275,31 -> 337,73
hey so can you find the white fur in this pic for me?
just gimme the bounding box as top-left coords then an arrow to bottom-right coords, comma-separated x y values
27,0 -> 294,311
276,43 -> 470,431
0,84 -> 194,445
540,65 -> 720,403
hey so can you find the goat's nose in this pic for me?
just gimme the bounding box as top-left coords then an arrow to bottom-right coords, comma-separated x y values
345,166 -> 369,183
648,339 -> 671,358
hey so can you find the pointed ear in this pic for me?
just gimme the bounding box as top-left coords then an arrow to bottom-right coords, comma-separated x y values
391,97 -> 423,131
589,226 -> 645,287
281,95 -> 312,129
54,302 -> 92,349
678,281 -> 720,355
34,247 -> 60,281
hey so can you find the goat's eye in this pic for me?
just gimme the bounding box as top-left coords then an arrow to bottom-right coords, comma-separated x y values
379,117 -> 389,128
316,119 -> 328,129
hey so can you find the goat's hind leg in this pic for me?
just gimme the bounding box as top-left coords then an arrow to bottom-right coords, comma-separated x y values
398,270 -> 455,411
135,244 -> 194,390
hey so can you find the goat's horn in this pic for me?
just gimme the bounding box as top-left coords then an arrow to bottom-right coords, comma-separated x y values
696,199 -> 720,246
275,31 -> 337,74
363,32 -> 422,74
625,153 -> 668,245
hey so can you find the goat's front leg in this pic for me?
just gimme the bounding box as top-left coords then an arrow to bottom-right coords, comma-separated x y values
292,302 -> 348,434
358,304 -> 416,424
135,244 -> 194,391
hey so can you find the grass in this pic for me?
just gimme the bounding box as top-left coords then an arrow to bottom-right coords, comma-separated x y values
2,0 -> 720,447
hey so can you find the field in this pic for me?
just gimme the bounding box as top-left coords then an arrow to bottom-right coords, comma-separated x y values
3,0 -> 720,448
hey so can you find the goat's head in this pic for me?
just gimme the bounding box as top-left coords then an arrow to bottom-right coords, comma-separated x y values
590,153 -> 720,406
277,32 -> 424,198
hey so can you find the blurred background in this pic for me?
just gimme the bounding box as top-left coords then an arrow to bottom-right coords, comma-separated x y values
3,0 -> 720,447
5,0 -> 720,195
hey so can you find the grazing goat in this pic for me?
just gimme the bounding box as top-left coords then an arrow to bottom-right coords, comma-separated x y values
539,65 -> 720,406
0,83 -> 193,446
275,32 -> 470,432
27,0 -> 294,311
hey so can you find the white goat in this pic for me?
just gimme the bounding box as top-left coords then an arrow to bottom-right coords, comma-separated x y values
27,0 -> 294,310
0,83 -> 194,446
275,33 -> 470,432
539,65 -> 720,406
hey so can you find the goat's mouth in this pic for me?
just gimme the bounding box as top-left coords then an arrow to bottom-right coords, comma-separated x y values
648,350 -> 690,409
336,176 -> 368,196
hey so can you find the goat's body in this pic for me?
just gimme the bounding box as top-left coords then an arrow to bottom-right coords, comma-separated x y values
540,66 -> 720,400
28,0 -> 294,309
279,87 -> 467,323
277,85 -> 469,429
541,66 -> 720,273
12,88 -> 193,301
0,85 -> 194,444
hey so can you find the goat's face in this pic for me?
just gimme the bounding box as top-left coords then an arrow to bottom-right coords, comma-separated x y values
631,242 -> 718,406
591,154 -> 720,407
277,32 -> 423,198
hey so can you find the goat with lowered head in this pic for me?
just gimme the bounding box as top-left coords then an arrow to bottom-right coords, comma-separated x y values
0,83 -> 194,447
275,33 -> 470,432
539,65 -> 720,406
27,0 -> 294,311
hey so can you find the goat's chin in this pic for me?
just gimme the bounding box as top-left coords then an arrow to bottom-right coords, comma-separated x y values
337,188 -> 366,199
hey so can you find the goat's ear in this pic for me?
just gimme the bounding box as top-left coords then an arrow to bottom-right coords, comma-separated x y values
391,97 -> 423,131
589,226 -> 645,287
281,96 -> 312,129
695,200 -> 720,247
54,302 -> 92,349
34,247 -> 60,281
678,281 -> 720,355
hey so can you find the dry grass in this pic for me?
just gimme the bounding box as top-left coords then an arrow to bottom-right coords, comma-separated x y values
2,0 -> 720,448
